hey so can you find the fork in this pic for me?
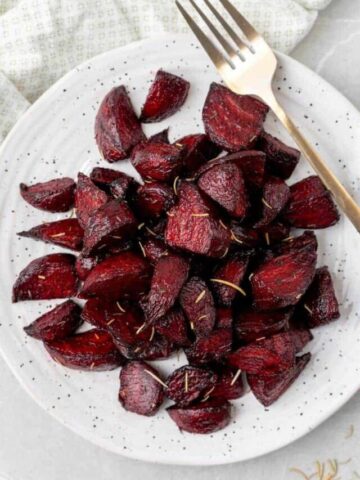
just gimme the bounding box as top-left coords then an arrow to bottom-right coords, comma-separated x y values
175,0 -> 360,232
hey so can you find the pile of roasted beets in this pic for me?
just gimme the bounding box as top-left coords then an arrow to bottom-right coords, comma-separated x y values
13,69 -> 341,434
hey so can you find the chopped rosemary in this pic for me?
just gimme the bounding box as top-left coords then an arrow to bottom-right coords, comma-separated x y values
219,220 -> 228,230
150,326 -> 155,342
144,369 -> 168,388
210,278 -> 246,296
230,369 -> 241,386
173,176 -> 180,195
145,226 -> 156,236
138,241 -> 146,257
116,301 -> 125,313
51,232 -> 65,237
135,323 -> 146,335
184,371 -> 189,393
262,198 -> 272,209
106,318 -> 116,326
230,230 -> 243,244
264,232 -> 270,245
220,247 -> 229,259
195,290 -> 206,303
137,222 -> 145,230
191,213 -> 209,217
37,275 -> 46,280
304,304 -> 312,314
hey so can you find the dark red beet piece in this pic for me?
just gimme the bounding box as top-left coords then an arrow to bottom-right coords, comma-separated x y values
257,131 -> 300,179
235,308 -> 292,343
95,85 -> 145,162
141,254 -> 189,324
211,365 -> 244,400
80,252 -> 151,301
18,218 -> 84,251
179,277 -> 216,337
90,167 -> 134,196
75,173 -> 108,229
212,253 -> 249,306
282,175 -> 340,228
82,200 -> 137,256
251,249 -> 316,310
156,308 -> 191,347
257,221 -> 291,246
24,300 -> 82,341
140,70 -> 190,123
196,150 -> 266,189
105,306 -> 152,347
134,182 -> 176,219
216,308 -> 233,329
118,334 -> 173,361
198,162 -> 248,219
167,398 -> 231,434
274,231 -> 318,256
230,221 -> 261,248
109,176 -> 137,200
131,142 -> 185,181
81,298 -> 116,329
141,238 -> 169,264
166,365 -> 217,406
202,83 -> 269,151
149,128 -> 170,144
13,253 -> 78,302
45,329 -> 124,371
165,182 -> 230,258
20,177 -> 75,213
301,266 -> 340,328
248,353 -> 311,406
185,329 -> 232,365
75,254 -> 99,280
119,361 -> 165,416
255,176 -> 290,227
175,133 -> 221,173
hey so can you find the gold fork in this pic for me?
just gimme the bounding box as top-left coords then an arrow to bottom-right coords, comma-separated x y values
176,0 -> 360,232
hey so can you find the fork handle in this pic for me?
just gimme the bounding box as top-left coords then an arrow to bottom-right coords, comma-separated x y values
265,91 -> 360,233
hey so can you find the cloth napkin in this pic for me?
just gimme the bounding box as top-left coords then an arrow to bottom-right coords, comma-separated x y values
0,0 -> 332,144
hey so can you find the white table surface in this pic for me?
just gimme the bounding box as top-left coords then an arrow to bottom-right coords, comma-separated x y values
1,0 -> 360,478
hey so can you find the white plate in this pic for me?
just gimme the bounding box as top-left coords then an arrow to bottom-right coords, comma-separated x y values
0,33 -> 359,466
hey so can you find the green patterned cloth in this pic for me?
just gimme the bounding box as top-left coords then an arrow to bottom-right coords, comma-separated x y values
0,0 -> 332,143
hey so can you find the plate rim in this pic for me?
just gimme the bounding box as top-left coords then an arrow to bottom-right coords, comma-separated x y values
0,32 -> 360,466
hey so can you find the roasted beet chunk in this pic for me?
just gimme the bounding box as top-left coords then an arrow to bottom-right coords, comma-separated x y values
175,133 -> 221,173
134,182 -> 175,219
166,365 -> 217,406
81,298 -> 115,328
248,353 -> 311,406
75,173 -> 108,229
167,398 -> 231,434
141,254 -> 189,324
105,306 -> 152,348
185,329 -> 232,365
251,249 -> 316,310
131,142 -> 185,181
18,219 -> 84,251
211,366 -> 244,400
90,167 -> 134,196
20,177 -> 75,212
45,329 -> 124,371
24,300 -> 82,341
179,277 -> 216,337
228,330 -> 311,375
212,252 -> 249,306
301,266 -> 340,328
282,175 -> 340,228
140,70 -> 190,123
198,162 -> 248,218
255,176 -> 290,227
235,308 -> 292,343
80,252 -> 151,301
202,83 -> 269,151
165,183 -> 230,258
149,128 -> 170,144
156,308 -> 190,347
13,253 -> 78,302
258,131 -> 300,179
119,361 -> 165,416
82,200 -> 137,255
141,238 -> 169,264
274,231 -> 318,256
95,85 -> 145,162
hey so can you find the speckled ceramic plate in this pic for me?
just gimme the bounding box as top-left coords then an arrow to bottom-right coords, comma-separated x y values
0,33 -> 359,466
